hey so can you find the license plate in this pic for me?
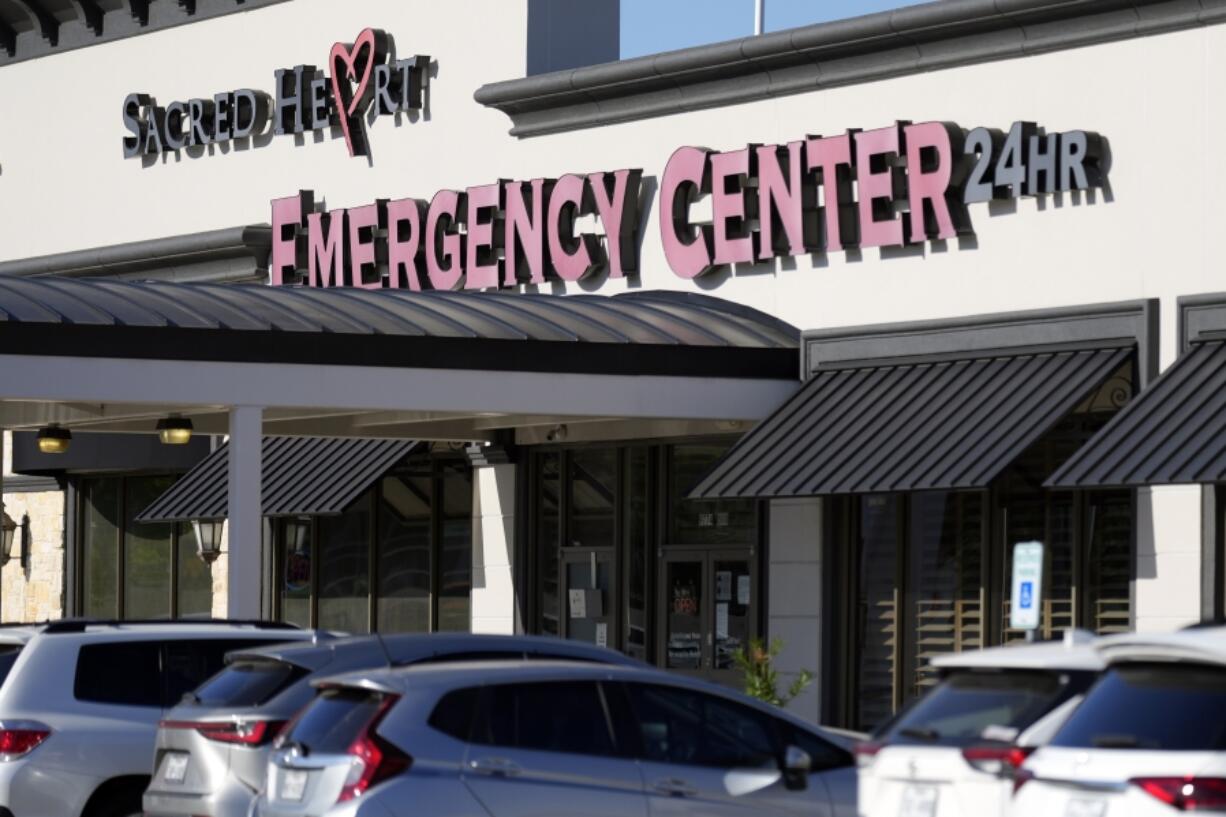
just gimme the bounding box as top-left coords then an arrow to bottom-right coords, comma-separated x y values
900,785 -> 938,817
1066,799 -> 1106,817
281,769 -> 309,802
163,753 -> 188,784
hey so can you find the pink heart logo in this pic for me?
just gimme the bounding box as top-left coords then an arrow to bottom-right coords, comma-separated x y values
329,28 -> 389,157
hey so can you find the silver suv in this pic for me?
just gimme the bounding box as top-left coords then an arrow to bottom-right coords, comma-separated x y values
257,660 -> 859,817
0,619 -> 314,817
144,633 -> 645,817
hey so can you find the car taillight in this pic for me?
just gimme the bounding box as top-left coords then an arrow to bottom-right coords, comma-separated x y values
159,719 -> 286,746
854,741 -> 884,768
1131,777 -> 1226,811
0,722 -> 50,761
961,745 -> 1034,776
336,696 -> 411,804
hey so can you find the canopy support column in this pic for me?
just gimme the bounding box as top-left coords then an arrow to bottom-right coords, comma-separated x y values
226,405 -> 263,619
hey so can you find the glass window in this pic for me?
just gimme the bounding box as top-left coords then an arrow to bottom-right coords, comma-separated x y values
880,670 -> 1067,747
193,659 -> 306,707
627,683 -> 777,769
79,475 -> 212,621
569,449 -> 616,549
317,494 -> 372,633
286,688 -> 389,753
1084,491 -> 1132,634
476,682 -> 617,757
429,687 -> 481,741
537,452 -> 561,635
176,523 -> 213,618
162,639 -> 281,706
1052,664 -> 1226,751
624,447 -> 649,660
124,476 -> 175,619
378,473 -> 432,633
670,443 -> 755,545
779,722 -> 853,772
437,462 -> 472,632
856,494 -> 899,730
74,641 -> 163,707
82,479 -> 120,619
907,492 -> 984,696
280,517 -> 312,629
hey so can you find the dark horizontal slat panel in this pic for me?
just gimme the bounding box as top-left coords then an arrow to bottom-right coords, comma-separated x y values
137,436 -> 419,522
692,347 -> 1130,499
1048,341 -> 1226,487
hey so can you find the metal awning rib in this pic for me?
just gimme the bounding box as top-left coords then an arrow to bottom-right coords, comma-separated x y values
690,347 -> 1132,499
137,437 -> 419,523
1046,340 -> 1226,488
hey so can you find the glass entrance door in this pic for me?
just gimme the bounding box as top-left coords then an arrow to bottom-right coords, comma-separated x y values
561,550 -> 616,648
658,548 -> 755,686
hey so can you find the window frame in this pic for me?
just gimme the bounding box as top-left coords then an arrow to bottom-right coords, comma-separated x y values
270,453 -> 472,632
74,472 -> 206,620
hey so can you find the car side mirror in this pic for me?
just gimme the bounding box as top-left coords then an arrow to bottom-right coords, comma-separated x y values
782,745 -> 812,791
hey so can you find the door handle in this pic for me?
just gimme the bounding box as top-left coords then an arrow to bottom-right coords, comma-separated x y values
469,757 -> 523,778
653,777 -> 697,797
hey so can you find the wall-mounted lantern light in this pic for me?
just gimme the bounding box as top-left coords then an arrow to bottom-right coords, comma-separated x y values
1,512 -> 29,569
36,425 -> 71,454
156,416 -> 194,445
191,519 -> 225,564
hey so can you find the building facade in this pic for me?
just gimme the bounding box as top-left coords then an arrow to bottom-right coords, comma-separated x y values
0,0 -> 1224,729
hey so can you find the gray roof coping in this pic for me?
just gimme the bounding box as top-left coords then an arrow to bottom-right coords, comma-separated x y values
475,0 -> 1226,137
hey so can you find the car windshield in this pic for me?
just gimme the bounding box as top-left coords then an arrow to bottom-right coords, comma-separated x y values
284,688 -> 386,754
1051,663 -> 1226,751
192,659 -> 306,707
879,670 -> 1065,747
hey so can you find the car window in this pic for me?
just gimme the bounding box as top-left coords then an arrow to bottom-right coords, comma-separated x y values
0,646 -> 22,690
162,639 -> 284,706
192,659 -> 307,707
285,688 -> 389,753
428,686 -> 481,741
879,670 -> 1065,747
75,641 -> 163,707
627,683 -> 778,769
781,722 -> 853,772
1051,663 -> 1226,751
471,681 -> 618,757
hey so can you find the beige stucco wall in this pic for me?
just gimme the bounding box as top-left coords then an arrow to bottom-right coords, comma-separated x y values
0,1 -> 1220,629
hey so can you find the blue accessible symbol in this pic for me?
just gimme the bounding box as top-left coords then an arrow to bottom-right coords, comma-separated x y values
1019,581 -> 1034,610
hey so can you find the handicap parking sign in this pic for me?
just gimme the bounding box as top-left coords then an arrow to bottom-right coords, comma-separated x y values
1010,542 -> 1044,631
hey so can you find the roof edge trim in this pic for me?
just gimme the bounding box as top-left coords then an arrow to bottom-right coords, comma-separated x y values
474,0 -> 1215,138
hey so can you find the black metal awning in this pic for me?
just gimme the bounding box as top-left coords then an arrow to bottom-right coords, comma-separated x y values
1046,340 -> 1226,488
690,347 -> 1131,498
138,436 -> 419,523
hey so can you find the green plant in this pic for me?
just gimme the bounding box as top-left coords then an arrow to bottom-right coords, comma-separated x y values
732,637 -> 813,708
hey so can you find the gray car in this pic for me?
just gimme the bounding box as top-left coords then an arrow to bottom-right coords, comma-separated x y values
256,660 -> 859,817
144,633 -> 645,817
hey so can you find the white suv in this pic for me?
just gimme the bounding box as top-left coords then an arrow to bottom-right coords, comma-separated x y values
1013,625 -> 1226,817
858,632 -> 1104,817
0,619 -> 316,817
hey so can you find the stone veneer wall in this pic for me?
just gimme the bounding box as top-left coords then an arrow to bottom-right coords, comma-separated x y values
0,490 -> 66,623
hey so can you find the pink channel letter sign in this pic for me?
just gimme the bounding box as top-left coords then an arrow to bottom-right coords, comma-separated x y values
270,120 -> 1103,289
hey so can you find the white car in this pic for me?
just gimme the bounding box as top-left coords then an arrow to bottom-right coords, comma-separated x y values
858,631 -> 1104,817
0,619 -> 316,817
1013,625 -> 1226,817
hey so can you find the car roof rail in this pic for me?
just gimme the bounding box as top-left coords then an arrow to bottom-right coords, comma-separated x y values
41,618 -> 301,635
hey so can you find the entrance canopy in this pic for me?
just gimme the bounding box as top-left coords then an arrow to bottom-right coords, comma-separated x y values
0,277 -> 799,440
